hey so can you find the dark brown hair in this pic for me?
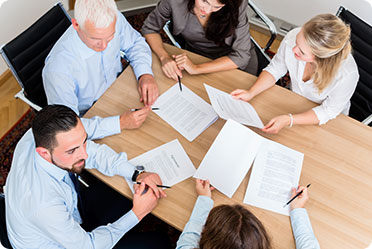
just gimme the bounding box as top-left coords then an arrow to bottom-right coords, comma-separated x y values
199,205 -> 272,249
188,0 -> 242,45
32,105 -> 79,151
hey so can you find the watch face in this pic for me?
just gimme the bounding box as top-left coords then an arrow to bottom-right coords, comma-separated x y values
136,165 -> 145,171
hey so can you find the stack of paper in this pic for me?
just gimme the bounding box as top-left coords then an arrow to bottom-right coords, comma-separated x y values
153,83 -> 218,142
194,119 -> 304,216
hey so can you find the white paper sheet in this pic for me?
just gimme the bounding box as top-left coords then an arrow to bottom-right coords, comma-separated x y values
126,139 -> 196,193
243,140 -> 304,216
153,83 -> 218,142
193,119 -> 263,198
204,83 -> 264,128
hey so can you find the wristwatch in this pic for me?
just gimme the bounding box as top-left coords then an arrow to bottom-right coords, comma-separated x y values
132,165 -> 145,182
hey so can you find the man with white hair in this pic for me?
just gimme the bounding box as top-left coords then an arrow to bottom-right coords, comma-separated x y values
43,0 -> 158,137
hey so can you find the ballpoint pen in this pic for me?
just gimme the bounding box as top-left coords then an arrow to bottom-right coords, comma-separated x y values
178,76 -> 182,92
130,107 -> 159,112
283,184 -> 311,207
136,182 -> 171,189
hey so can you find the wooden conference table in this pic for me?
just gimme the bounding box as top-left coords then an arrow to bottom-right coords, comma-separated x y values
85,44 -> 372,248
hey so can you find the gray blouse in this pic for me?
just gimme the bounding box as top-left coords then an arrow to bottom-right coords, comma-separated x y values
142,0 -> 258,75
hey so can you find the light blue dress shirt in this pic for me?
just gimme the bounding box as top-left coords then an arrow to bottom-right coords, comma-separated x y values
176,196 -> 320,249
42,10 -> 153,133
5,119 -> 139,249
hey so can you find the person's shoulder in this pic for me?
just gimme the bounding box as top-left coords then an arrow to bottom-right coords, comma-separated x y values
343,53 -> 359,73
286,27 -> 300,40
239,0 -> 249,11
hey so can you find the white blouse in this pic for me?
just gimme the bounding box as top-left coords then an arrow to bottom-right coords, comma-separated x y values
264,27 -> 359,125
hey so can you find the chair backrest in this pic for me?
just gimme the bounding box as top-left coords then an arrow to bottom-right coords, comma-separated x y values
0,193 -> 11,248
0,3 -> 71,108
337,7 -> 372,124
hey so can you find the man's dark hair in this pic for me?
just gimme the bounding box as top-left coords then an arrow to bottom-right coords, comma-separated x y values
32,105 -> 79,151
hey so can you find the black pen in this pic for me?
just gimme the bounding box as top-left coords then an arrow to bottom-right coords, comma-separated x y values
130,107 -> 159,112
178,76 -> 182,92
136,181 -> 171,189
283,184 -> 311,207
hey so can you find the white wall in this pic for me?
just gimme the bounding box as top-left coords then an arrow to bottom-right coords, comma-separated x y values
0,0 -> 69,75
254,0 -> 372,27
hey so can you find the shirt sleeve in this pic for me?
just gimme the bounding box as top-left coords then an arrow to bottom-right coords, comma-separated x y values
263,30 -> 294,80
81,116 -> 120,140
176,196 -> 214,249
32,201 -> 138,249
141,0 -> 171,35
85,140 -> 136,180
43,70 -> 121,139
227,0 -> 254,69
116,11 -> 153,80
290,208 -> 320,249
312,70 -> 359,125
43,68 -> 80,114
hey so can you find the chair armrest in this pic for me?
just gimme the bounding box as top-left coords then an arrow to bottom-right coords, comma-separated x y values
163,20 -> 182,48
248,1 -> 277,52
362,114 -> 372,126
15,90 -> 42,112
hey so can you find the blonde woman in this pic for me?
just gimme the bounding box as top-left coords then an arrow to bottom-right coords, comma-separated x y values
231,14 -> 359,134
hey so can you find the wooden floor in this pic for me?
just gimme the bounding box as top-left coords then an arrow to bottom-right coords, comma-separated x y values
0,71 -> 29,138
0,28 -> 280,139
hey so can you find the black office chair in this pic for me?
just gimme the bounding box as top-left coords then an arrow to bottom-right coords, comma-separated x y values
0,193 -> 12,249
162,0 -> 277,76
0,2 -> 71,111
337,6 -> 372,126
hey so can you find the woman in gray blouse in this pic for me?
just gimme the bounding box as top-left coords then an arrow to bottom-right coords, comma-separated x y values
142,0 -> 258,81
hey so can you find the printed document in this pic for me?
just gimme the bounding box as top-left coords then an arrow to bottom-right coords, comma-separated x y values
244,139 -> 304,216
193,119 -> 304,215
153,83 -> 218,142
204,84 -> 264,128
193,119 -> 263,198
126,139 -> 196,192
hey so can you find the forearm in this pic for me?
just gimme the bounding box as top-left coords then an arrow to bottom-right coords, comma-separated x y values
144,33 -> 171,62
292,109 -> 320,126
248,71 -> 277,98
192,56 -> 238,74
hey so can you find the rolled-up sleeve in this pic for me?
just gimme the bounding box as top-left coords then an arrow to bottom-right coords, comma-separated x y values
227,0 -> 253,69
117,11 -> 153,79
312,70 -> 359,124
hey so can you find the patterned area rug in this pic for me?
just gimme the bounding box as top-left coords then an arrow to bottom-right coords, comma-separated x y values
0,109 -> 35,193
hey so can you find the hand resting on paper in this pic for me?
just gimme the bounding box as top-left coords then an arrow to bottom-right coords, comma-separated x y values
195,179 -> 215,198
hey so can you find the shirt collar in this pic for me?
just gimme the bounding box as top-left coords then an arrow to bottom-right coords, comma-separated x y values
35,150 -> 68,182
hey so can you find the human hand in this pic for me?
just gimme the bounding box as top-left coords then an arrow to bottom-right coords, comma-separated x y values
132,182 -> 158,220
173,53 -> 198,75
119,107 -> 150,130
290,185 -> 309,210
160,55 -> 182,81
195,179 -> 215,197
138,74 -> 159,106
230,89 -> 254,102
261,115 -> 291,134
136,172 -> 167,199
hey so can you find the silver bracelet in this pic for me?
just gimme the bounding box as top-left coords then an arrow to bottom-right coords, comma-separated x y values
288,113 -> 293,128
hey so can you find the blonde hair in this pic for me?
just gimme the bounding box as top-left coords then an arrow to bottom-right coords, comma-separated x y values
74,0 -> 117,29
303,14 -> 351,92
